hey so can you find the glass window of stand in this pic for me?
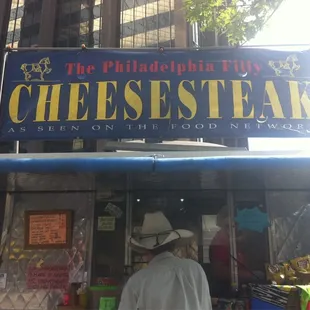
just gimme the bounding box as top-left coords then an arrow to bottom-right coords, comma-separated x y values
129,172 -> 270,299
91,173 -> 128,285
90,166 -> 310,310
129,170 -> 245,299
130,189 -> 227,277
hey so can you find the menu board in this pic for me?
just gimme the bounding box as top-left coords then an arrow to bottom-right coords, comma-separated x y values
27,265 -> 69,290
24,210 -> 72,249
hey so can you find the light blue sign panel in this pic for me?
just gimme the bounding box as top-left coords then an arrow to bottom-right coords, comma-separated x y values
235,207 -> 269,233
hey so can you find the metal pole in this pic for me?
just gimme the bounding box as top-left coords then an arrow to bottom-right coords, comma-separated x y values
0,190 -> 15,271
125,174 -> 132,266
263,169 -> 276,264
0,51 -> 19,154
0,51 -> 8,107
227,173 -> 239,293
0,162 -> 17,271
13,141 -> 19,154
0,0 -> 11,58
86,189 -> 96,286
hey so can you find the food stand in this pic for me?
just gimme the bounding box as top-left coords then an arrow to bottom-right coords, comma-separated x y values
0,151 -> 308,310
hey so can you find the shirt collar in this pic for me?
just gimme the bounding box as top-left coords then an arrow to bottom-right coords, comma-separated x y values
149,251 -> 175,265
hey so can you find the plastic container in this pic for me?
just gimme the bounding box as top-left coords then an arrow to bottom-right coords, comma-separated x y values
88,285 -> 120,310
99,297 -> 117,310
78,293 -> 88,308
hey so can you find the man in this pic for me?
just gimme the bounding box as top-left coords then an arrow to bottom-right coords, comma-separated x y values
119,211 -> 212,310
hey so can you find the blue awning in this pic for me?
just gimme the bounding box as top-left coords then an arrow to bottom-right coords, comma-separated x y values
0,154 -> 154,173
154,154 -> 310,171
0,150 -> 308,173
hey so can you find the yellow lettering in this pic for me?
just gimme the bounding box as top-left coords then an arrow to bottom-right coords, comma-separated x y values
34,84 -> 62,122
178,80 -> 197,120
150,80 -> 171,119
67,83 -> 89,121
124,80 -> 142,120
231,80 -> 253,118
289,81 -> 310,119
260,81 -> 284,119
96,81 -> 117,120
9,84 -> 31,124
201,80 -> 225,119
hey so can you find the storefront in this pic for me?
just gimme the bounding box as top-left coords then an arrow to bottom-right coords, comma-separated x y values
0,151 -> 308,309
1,47 -> 310,309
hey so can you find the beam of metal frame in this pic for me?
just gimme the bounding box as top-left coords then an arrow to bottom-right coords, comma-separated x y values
0,51 -> 8,105
124,174 -> 132,266
5,44 -> 310,52
0,151 -> 309,173
102,141 -> 246,152
227,186 -> 239,292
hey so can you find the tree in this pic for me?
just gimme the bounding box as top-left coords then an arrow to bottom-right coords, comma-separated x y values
184,0 -> 284,46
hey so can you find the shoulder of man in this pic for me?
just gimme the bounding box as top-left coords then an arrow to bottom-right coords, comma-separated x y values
127,267 -> 150,285
181,258 -> 206,273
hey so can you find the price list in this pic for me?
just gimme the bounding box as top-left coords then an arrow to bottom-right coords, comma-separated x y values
29,213 -> 67,245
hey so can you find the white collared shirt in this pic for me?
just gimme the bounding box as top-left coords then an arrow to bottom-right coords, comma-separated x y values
118,252 -> 212,310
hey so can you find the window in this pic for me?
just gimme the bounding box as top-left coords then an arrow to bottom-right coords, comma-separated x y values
54,0 -> 103,47
120,0 -> 174,48
6,0 -> 42,47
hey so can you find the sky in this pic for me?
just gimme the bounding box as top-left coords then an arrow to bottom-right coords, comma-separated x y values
246,0 -> 310,47
245,0 -> 310,151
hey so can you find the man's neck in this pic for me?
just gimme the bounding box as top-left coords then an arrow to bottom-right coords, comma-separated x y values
149,251 -> 174,264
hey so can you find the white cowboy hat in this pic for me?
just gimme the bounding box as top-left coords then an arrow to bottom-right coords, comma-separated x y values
129,211 -> 193,250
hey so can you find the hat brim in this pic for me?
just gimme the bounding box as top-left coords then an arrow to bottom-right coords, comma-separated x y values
129,229 -> 194,251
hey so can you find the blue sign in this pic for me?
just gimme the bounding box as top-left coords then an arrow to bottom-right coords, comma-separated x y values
1,48 -> 310,141
235,207 -> 269,233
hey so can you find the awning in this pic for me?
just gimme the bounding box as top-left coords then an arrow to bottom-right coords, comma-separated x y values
0,153 -> 154,173
0,150 -> 309,173
154,153 -> 309,171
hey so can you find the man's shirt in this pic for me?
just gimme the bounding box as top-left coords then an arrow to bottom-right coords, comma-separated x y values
118,252 -> 212,310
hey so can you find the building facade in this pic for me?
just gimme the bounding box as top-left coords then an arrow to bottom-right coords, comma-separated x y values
4,0 -> 184,49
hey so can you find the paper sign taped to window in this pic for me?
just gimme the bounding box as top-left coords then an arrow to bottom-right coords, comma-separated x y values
98,217 -> 116,231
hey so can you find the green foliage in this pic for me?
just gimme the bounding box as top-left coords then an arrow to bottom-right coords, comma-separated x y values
184,0 -> 284,45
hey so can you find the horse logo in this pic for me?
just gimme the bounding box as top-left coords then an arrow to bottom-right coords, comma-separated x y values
20,57 -> 52,81
268,55 -> 300,77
